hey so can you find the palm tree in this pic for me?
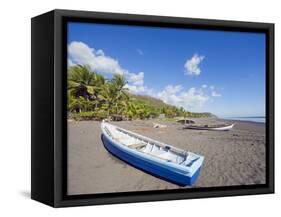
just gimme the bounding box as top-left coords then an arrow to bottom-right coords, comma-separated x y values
89,73 -> 106,110
100,74 -> 128,117
125,101 -> 138,119
68,64 -> 108,113
136,104 -> 149,119
67,93 -> 86,113
67,65 -> 96,99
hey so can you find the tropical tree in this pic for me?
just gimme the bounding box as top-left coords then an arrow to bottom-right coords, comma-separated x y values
67,65 -> 96,99
67,93 -> 86,113
99,74 -> 128,116
68,64 -> 108,112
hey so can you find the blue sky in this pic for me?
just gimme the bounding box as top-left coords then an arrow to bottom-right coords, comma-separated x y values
67,22 -> 266,117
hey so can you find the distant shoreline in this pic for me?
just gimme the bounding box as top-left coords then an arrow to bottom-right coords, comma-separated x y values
220,118 -> 265,125
220,117 -> 265,124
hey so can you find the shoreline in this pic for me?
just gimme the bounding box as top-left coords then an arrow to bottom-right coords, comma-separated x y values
67,118 -> 266,195
219,118 -> 265,125
220,118 -> 265,124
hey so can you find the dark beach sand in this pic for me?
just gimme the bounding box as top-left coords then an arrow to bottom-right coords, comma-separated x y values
67,118 -> 266,195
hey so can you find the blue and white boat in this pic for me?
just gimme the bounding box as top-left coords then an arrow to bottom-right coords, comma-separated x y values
183,123 -> 235,131
101,122 -> 204,186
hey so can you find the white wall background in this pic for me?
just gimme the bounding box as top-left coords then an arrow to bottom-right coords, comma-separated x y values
0,0 -> 279,215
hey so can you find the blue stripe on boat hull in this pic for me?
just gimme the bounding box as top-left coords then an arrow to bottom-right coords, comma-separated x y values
101,134 -> 201,186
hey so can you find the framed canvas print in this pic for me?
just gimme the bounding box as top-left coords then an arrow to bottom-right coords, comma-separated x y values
31,9 -> 274,207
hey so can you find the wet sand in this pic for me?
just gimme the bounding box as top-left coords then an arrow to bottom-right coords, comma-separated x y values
67,118 -> 266,195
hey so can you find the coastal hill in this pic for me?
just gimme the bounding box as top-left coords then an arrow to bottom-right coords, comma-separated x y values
131,94 -> 169,108
131,94 -> 214,119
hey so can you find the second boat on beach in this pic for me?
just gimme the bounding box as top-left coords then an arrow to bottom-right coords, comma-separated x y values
183,123 -> 235,131
101,121 -> 204,186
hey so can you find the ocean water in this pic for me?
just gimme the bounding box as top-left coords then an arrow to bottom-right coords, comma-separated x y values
224,117 -> 266,123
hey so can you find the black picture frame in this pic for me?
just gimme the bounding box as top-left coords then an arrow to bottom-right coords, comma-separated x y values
31,9 -> 274,207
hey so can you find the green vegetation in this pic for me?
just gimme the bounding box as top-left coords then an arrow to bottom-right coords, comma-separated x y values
67,64 -> 212,121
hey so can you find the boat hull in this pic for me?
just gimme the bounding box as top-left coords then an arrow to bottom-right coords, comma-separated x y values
101,134 -> 201,186
183,123 -> 234,131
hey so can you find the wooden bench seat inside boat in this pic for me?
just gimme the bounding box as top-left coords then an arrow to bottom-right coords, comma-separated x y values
128,143 -> 147,150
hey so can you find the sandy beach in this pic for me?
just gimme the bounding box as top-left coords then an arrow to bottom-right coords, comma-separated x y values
67,118 -> 266,195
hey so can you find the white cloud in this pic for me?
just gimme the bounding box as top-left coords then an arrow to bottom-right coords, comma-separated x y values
210,85 -> 215,90
68,41 -> 146,92
124,84 -> 145,93
155,85 -> 209,110
124,84 -> 154,95
127,72 -> 144,86
158,85 -> 183,95
179,87 -> 210,109
211,91 -> 222,97
151,84 -> 223,110
184,54 -> 205,76
68,41 -> 125,75
125,83 -> 209,110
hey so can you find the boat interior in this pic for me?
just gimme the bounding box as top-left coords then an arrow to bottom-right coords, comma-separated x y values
103,124 -> 200,167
